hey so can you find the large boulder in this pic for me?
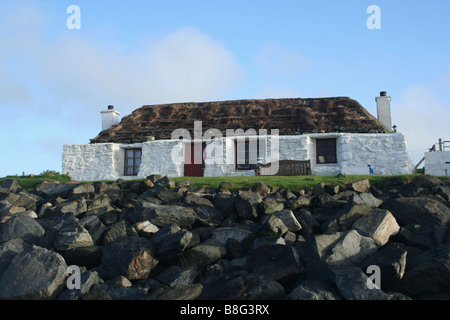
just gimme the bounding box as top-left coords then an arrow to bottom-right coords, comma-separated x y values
312,230 -> 378,267
0,215 -> 45,244
381,197 -> 450,227
244,244 -> 304,283
97,236 -> 159,280
128,202 -> 197,228
329,266 -> 389,300
352,209 -> 400,246
53,222 -> 94,251
395,242 -> 450,298
0,245 -> 68,299
235,190 -> 262,220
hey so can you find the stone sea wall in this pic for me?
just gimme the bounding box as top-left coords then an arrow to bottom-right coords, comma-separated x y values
0,174 -> 449,300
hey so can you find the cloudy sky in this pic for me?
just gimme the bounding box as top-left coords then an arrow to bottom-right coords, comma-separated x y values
0,0 -> 449,177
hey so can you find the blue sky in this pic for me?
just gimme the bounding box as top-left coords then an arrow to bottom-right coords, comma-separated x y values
1,0 -> 449,177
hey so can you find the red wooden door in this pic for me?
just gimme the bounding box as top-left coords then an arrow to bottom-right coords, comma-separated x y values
184,142 -> 206,177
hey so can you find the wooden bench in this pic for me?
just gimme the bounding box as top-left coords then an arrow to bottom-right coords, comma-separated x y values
257,160 -> 311,176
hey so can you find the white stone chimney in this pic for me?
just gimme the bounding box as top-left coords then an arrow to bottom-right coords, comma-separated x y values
101,105 -> 121,131
375,91 -> 392,131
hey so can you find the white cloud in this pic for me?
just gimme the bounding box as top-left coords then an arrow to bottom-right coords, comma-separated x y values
0,5 -> 243,117
0,3 -> 243,176
392,85 -> 450,166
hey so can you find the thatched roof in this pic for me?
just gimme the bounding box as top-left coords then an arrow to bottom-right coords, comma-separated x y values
90,97 -> 387,144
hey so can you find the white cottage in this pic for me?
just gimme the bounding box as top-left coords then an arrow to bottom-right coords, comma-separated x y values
62,92 -> 415,181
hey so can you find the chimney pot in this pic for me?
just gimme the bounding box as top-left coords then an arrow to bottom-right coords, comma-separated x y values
380,91 -> 386,97
108,105 -> 114,110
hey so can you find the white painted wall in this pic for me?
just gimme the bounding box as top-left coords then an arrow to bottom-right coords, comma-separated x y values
62,133 -> 415,181
425,151 -> 450,176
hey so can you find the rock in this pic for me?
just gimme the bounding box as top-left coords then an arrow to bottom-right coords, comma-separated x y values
294,209 -> 321,239
235,190 -> 262,220
352,209 -> 400,246
147,174 -> 164,184
149,283 -> 203,300
133,220 -> 159,234
360,243 -> 407,287
58,270 -> 101,300
213,192 -> 237,218
312,230 -> 378,266
381,197 -> 450,227
97,236 -> 158,280
37,212 -> 79,249
141,185 -> 182,204
329,266 -> 389,300
128,202 -> 197,228
0,238 -> 29,277
178,239 -> 227,269
325,184 -> 340,195
258,214 -> 288,237
94,181 -> 121,199
54,222 -> 94,251
348,192 -> 383,208
286,279 -> 342,300
260,197 -> 284,215
60,246 -> 103,269
150,223 -> 193,261
87,196 -> 115,215
347,179 -> 370,193
245,244 -> 304,284
87,283 -> 147,300
273,209 -> 302,232
35,182 -> 93,199
105,275 -> 132,287
102,220 -> 127,245
198,273 -> 246,299
332,203 -> 374,231
45,198 -> 87,217
155,265 -> 197,287
0,179 -> 21,193
194,205 -> 224,227
184,193 -> 214,207
395,242 -> 450,298
313,182 -> 326,196
0,215 -> 45,244
238,273 -> 286,300
285,196 -> 313,210
154,176 -> 175,189
0,245 -> 68,299
225,238 -> 247,259
252,236 -> 285,250
211,227 -> 254,246
79,214 -> 107,245
254,182 -> 271,195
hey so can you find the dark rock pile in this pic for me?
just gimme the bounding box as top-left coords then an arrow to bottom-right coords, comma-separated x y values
0,174 -> 449,300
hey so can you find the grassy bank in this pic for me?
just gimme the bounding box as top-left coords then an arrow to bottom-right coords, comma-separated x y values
1,172 -> 425,193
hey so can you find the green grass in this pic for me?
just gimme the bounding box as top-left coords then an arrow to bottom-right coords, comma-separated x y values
0,171 -> 71,192
172,174 -> 422,192
2,171 -> 447,194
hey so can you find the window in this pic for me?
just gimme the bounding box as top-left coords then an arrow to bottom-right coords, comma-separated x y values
235,138 -> 265,170
316,138 -> 337,164
124,148 -> 142,176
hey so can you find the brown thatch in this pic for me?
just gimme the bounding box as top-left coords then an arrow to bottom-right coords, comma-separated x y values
90,97 -> 386,144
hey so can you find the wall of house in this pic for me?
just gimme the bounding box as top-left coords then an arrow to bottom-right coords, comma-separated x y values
62,133 -> 415,181
424,151 -> 450,176
62,143 -> 120,181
